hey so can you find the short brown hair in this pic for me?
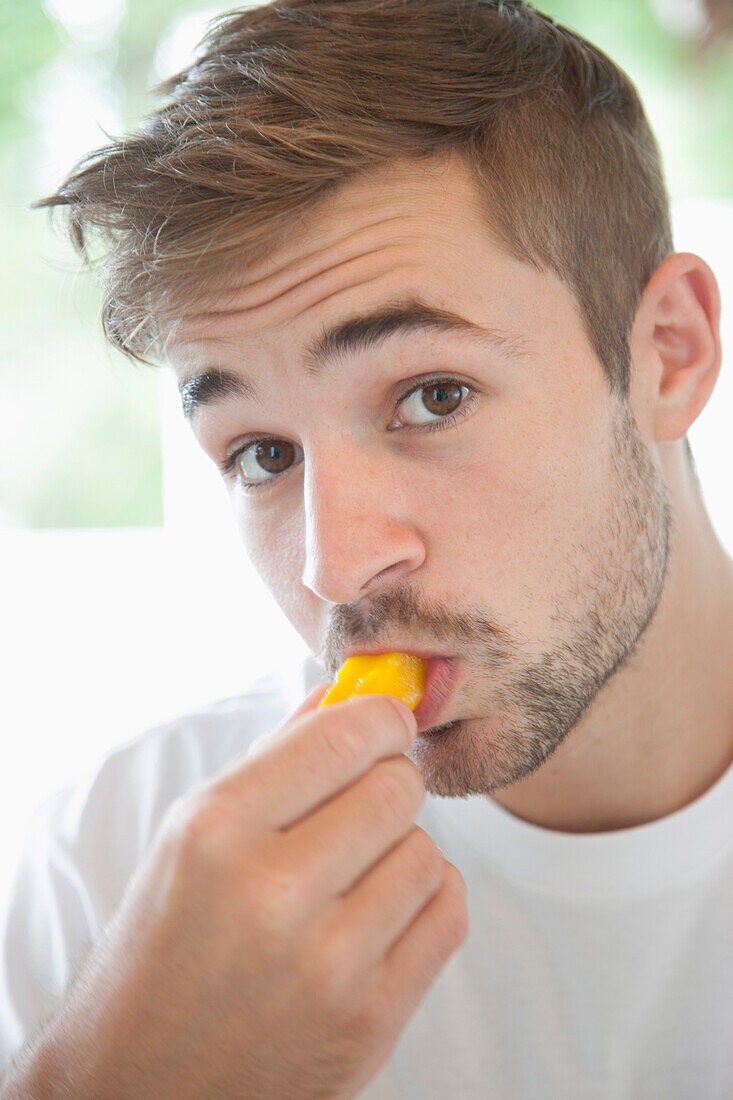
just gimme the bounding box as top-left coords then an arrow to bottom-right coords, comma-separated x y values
34,0 -> 678,414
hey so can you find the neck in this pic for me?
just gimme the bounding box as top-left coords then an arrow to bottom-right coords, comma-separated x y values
489,452 -> 733,834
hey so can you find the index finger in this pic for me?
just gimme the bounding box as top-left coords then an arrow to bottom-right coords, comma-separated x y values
216,691 -> 418,833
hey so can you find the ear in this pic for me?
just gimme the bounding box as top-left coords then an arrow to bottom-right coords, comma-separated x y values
630,252 -> 722,446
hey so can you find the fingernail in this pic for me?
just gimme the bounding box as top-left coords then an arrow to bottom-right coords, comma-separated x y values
389,696 -> 418,737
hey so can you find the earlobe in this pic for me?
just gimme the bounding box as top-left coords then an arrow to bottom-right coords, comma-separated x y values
645,252 -> 722,445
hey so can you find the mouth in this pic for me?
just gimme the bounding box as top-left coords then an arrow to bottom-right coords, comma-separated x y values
337,648 -> 460,734
412,657 -> 459,733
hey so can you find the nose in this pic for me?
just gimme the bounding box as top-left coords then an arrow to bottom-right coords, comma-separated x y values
300,439 -> 426,605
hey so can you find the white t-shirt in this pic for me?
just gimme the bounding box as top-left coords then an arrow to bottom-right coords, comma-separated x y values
2,653 -> 733,1098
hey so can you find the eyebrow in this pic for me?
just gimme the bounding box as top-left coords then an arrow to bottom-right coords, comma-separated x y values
176,295 -> 530,420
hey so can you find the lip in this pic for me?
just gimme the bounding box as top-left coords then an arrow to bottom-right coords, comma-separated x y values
336,649 -> 459,732
412,657 -> 458,733
341,647 -> 453,663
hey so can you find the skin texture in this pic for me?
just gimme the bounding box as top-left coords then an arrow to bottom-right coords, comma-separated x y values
165,150 -> 733,834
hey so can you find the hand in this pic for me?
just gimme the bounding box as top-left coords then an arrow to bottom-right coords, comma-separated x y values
14,684 -> 468,1100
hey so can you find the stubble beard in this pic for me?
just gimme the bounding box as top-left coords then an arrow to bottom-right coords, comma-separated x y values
413,397 -> 674,800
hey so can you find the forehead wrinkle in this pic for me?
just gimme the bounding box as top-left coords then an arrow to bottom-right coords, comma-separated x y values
229,213 -> 415,299
179,218 -> 419,331
182,245 -> 410,338
165,264 -> 399,367
170,255 -> 410,362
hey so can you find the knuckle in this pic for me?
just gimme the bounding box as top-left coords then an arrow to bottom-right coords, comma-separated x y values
388,755 -> 426,808
345,999 -> 383,1048
442,866 -> 470,943
369,758 -> 421,820
401,754 -> 427,802
445,860 -> 468,897
321,718 -> 367,770
406,827 -> 444,883
163,793 -> 230,862
446,895 -> 470,945
307,930 -> 353,1010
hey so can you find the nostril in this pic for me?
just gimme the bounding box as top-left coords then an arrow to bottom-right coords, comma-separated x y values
361,560 -> 407,593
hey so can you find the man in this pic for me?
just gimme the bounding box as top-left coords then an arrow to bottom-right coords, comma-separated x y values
2,0 -> 732,1095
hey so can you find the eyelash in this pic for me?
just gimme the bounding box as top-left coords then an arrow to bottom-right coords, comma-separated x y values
218,375 -> 478,490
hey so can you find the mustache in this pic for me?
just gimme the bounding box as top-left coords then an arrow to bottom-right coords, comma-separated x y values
320,585 -> 515,676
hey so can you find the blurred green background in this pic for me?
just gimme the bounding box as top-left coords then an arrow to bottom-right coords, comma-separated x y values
1,0 -> 731,529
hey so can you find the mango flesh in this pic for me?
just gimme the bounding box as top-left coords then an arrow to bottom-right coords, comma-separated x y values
319,652 -> 428,710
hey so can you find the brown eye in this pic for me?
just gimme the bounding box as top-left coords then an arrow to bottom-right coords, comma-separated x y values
239,439 -> 299,481
256,441 -> 294,472
422,383 -> 462,415
398,381 -> 466,425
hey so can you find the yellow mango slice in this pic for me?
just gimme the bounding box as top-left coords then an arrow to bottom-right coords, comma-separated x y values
319,651 -> 427,710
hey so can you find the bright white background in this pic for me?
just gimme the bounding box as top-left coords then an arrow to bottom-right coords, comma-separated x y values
1,196 -> 731,902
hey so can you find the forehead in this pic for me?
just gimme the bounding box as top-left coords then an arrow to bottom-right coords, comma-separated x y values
163,151 -> 583,419
163,152 -> 502,354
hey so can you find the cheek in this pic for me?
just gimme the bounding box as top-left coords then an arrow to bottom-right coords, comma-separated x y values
449,391 -> 615,625
234,503 -> 320,633
239,507 -> 301,593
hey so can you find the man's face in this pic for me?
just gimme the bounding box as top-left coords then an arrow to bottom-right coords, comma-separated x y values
165,152 -> 672,799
